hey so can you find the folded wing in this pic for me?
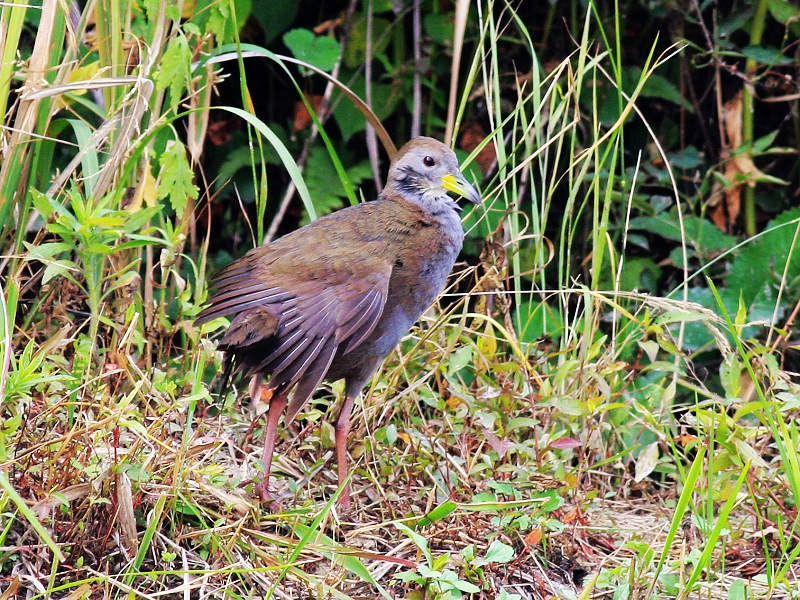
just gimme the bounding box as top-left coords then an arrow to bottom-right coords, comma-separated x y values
196,243 -> 391,420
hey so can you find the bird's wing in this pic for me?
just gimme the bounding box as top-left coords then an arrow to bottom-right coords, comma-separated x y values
196,237 -> 392,418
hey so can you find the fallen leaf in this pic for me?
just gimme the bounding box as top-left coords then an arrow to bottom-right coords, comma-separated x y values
293,95 -> 324,132
525,527 -> 543,546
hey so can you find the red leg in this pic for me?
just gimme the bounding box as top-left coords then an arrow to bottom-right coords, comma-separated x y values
257,389 -> 287,502
335,395 -> 355,508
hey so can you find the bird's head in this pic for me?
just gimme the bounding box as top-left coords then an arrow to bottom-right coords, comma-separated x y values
384,137 -> 481,213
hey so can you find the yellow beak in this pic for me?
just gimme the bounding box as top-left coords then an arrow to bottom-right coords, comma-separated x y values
442,173 -> 482,205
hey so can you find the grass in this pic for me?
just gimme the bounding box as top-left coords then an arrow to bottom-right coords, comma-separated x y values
2,1 -> 800,598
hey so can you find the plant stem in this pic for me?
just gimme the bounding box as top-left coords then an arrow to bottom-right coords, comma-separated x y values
742,0 -> 769,237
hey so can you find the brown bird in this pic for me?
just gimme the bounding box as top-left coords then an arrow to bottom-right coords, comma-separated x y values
196,137 -> 481,508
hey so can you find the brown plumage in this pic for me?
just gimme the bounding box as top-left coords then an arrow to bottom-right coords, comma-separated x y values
196,137 -> 481,507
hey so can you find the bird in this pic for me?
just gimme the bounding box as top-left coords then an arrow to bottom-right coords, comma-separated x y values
196,137 -> 481,508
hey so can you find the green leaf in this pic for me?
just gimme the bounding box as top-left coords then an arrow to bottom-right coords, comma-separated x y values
518,300 -> 563,343
728,207 -> 800,304
31,189 -> 54,218
450,575 -> 480,593
727,578 -> 746,600
667,145 -> 702,169
43,260 -> 77,285
718,10 -> 752,36
216,105 -> 317,221
283,28 -> 341,72
618,257 -> 662,293
332,77 -> 402,141
155,35 -> 191,109
291,522 -> 393,599
424,13 -> 453,44
252,2 -> 298,44
23,241 -> 71,259
301,145 -> 371,223
753,129 -> 781,153
629,213 -> 736,254
342,15 -> 391,69
385,423 -> 397,445
395,522 -> 433,567
641,73 -> 694,112
741,45 -> 793,65
446,345 -> 473,376
157,140 -> 198,218
204,0 -> 252,44
415,500 -> 457,527
484,540 -> 514,563
768,0 -> 800,22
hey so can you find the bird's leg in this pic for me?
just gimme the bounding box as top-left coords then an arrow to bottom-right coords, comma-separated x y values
256,388 -> 288,503
334,395 -> 356,508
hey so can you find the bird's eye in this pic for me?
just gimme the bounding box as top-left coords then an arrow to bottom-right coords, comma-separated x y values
423,155 -> 435,167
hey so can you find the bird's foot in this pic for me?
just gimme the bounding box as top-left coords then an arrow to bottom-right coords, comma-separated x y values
334,489 -> 355,517
253,479 -> 283,513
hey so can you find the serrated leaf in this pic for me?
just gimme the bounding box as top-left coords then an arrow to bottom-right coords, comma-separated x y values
157,140 -> 198,218
301,145 -> 369,223
155,35 -> 190,109
729,207 -> 800,305
205,0 -> 251,44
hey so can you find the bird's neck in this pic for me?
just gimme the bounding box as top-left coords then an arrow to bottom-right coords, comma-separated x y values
379,192 -> 465,250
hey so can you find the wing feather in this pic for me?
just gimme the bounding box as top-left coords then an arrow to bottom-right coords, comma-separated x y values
196,236 -> 393,418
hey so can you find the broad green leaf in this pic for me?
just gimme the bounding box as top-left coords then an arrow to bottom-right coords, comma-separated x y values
741,45 -> 793,65
252,2 -> 298,44
332,77 -> 402,141
283,28 -> 341,72
630,213 -> 736,253
424,13 -> 453,44
666,145 -> 702,169
484,540 -> 514,563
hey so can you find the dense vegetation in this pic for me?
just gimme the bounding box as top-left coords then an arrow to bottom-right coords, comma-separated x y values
2,0 -> 800,597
